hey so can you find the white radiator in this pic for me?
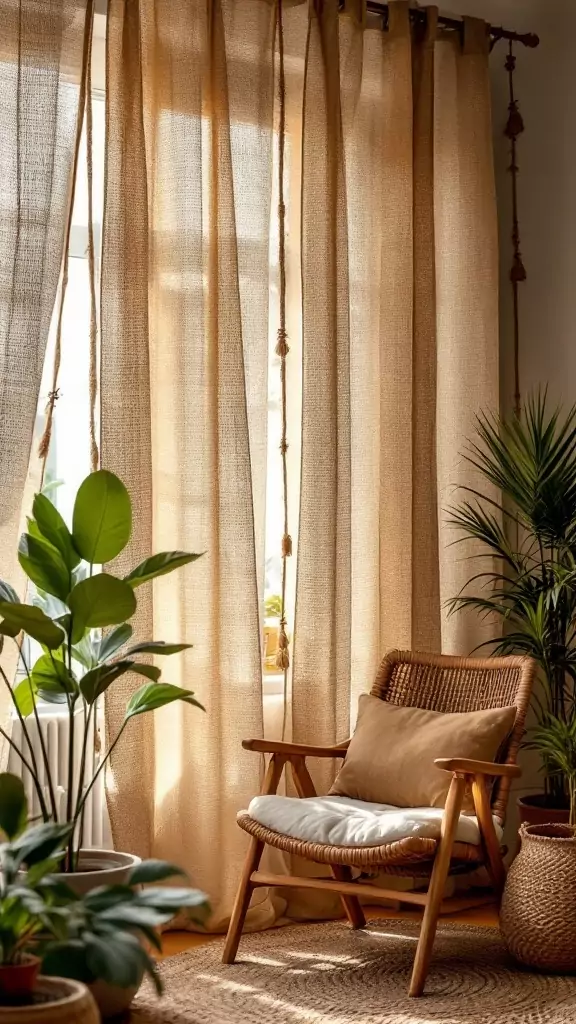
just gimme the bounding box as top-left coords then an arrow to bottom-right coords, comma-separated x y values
7,704 -> 111,848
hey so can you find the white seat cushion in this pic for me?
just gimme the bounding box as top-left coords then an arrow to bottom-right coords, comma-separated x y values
248,794 -> 503,848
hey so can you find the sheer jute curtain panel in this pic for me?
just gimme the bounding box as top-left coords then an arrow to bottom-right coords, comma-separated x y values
101,0 -> 498,928
0,0 -> 93,695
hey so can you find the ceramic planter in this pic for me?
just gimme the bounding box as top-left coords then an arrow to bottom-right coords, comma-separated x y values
52,848 -> 144,1017
0,977 -> 98,1024
500,823 -> 576,971
53,848 -> 141,896
517,793 -> 570,827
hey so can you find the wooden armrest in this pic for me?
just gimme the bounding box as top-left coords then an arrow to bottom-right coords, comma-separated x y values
434,757 -> 521,779
242,739 -> 349,758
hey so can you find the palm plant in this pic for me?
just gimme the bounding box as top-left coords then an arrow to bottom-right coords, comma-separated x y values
0,470 -> 204,869
447,392 -> 576,808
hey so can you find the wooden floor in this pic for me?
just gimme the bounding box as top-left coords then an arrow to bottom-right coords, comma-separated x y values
160,902 -> 498,959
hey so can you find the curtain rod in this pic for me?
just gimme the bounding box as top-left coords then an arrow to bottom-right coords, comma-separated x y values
342,2 -> 540,49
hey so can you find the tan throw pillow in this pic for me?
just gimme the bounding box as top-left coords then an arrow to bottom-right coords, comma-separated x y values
329,695 -> 517,813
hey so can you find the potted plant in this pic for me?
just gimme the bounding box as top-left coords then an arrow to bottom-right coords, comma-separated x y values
0,774 -> 99,1022
41,858 -> 209,1017
0,469 -> 204,884
448,393 -> 576,823
0,772 -> 209,1017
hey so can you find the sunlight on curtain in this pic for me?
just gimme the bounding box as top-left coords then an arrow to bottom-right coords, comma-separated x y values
102,0 -> 278,931
0,0 -> 91,705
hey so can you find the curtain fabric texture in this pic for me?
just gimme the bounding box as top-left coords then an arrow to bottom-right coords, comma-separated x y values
102,0 -> 498,926
0,0 -> 91,615
101,0 -> 277,931
291,0 -> 499,789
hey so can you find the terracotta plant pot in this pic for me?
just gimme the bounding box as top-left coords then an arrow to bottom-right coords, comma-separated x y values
53,848 -> 141,896
0,976 -> 98,1023
0,959 -> 40,1000
500,823 -> 576,971
517,793 -> 570,827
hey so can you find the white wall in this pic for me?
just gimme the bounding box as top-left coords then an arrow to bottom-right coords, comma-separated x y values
450,0 -> 576,410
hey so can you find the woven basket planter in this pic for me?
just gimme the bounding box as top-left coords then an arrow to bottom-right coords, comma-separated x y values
500,823 -> 576,972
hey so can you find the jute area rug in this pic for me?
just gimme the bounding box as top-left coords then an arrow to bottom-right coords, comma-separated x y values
131,919 -> 576,1024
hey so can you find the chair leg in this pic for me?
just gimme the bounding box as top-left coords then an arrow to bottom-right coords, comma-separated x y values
331,865 -> 366,929
222,838 -> 264,964
409,775 -> 466,997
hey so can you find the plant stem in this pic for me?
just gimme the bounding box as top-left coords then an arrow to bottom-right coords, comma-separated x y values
65,624 -> 75,869
16,641 -> 58,822
0,663 -> 48,820
73,700 -> 93,836
75,720 -> 127,821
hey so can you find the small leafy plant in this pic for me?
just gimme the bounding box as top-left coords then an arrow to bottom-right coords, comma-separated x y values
41,859 -> 209,996
0,775 -> 72,969
0,774 -> 209,997
0,470 -> 204,869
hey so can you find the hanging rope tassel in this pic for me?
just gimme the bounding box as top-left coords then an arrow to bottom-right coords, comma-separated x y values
38,1 -> 96,484
85,7 -> 99,474
275,0 -> 292,687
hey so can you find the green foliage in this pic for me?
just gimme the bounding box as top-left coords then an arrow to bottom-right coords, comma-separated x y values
525,713 -> 576,825
72,470 -> 132,563
448,392 -> 576,806
0,777 -> 73,966
0,471 -> 204,869
41,863 -> 209,995
0,777 -> 209,992
265,594 -> 282,618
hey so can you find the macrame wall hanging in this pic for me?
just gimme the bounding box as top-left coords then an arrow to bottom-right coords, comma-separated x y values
38,0 -> 99,484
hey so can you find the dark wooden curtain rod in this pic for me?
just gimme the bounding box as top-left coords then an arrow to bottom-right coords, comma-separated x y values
340,2 -> 540,49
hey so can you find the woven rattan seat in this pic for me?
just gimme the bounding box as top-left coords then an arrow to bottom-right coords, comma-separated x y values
224,650 -> 535,997
237,810 -> 486,871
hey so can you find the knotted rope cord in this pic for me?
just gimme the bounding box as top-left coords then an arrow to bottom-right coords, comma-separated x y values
504,40 -> 526,418
86,9 -> 99,473
275,0 -> 292,739
38,1 -> 96,484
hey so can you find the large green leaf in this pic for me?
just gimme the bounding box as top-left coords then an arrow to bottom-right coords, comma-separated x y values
12,678 -> 37,717
72,470 -> 132,563
79,660 -> 135,704
124,551 -> 203,589
32,492 -> 80,570
125,683 -> 204,721
0,773 -> 27,839
68,575 -> 136,643
0,602 -> 64,649
10,821 -> 72,868
128,860 -> 185,885
31,654 -> 77,696
123,640 -> 192,657
18,533 -> 71,601
97,623 -> 133,663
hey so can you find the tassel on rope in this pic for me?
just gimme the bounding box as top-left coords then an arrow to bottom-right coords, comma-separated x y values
275,326 -> 289,358
282,533 -> 292,557
37,389 -> 61,461
276,619 -> 290,671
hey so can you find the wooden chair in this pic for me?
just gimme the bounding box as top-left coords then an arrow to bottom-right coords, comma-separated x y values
223,650 -> 535,996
